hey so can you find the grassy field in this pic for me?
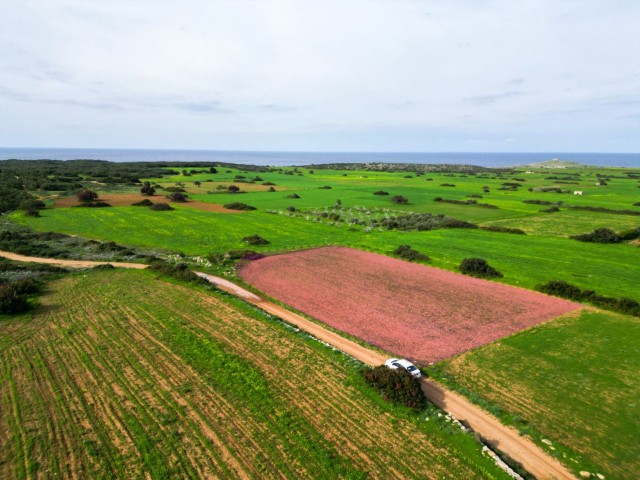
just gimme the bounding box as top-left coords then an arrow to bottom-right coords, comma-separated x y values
14,205 -> 640,301
430,309 -> 640,480
0,269 -> 509,479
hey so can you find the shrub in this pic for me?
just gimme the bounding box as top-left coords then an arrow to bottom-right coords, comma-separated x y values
227,185 -> 241,193
20,199 -> 46,211
77,189 -> 98,202
540,206 -> 560,213
149,202 -> 174,211
24,208 -> 41,217
393,245 -> 430,262
267,187 -> 276,192
459,258 -> 503,278
618,227 -> 640,241
164,186 -> 187,193
373,191 -> 389,196
167,192 -> 188,202
362,366 -> 426,410
262,182 -> 276,186
132,199 -> 154,207
140,181 -> 156,196
242,235 -> 269,246
223,202 -> 256,211
391,195 -> 408,204
571,228 -> 620,244
286,193 -> 300,199
73,201 -> 111,208
0,284 -> 30,315
479,225 -> 526,235
440,183 -> 456,187
148,261 -> 207,284
318,186 -> 332,189
536,280 -> 640,317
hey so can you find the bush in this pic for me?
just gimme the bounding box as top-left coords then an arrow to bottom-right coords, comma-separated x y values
164,186 -> 187,193
479,226 -> 526,235
223,202 -> 256,211
77,189 -> 98,202
362,366 -> 426,410
571,228 -> 620,244
286,193 -> 300,199
318,185 -> 332,189
148,261 -> 207,284
242,234 -> 269,246
167,192 -> 188,202
132,199 -> 154,206
149,202 -> 174,211
536,280 -> 640,316
618,227 -> 640,241
73,201 -> 111,208
227,185 -> 241,193
540,206 -> 560,213
140,181 -> 156,196
268,187 -> 276,192
393,245 -> 430,262
262,181 -> 276,186
391,195 -> 408,204
0,284 -> 30,315
373,190 -> 389,196
459,258 -> 503,278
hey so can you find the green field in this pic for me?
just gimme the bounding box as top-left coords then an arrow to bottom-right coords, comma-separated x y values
430,309 -> 640,480
0,269 -> 508,479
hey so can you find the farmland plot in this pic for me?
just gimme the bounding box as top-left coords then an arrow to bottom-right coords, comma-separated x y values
0,269 -> 508,479
239,246 -> 580,362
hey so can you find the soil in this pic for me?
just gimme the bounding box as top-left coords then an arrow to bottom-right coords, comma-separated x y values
53,194 -> 242,213
238,246 -> 582,363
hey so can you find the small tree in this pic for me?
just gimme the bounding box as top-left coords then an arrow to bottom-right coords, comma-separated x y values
391,195 -> 408,204
459,258 -> 503,278
362,366 -> 426,410
140,181 -> 156,196
228,185 -> 241,193
242,234 -> 269,245
167,192 -> 188,202
77,189 -> 98,202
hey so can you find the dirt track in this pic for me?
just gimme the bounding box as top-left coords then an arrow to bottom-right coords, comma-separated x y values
0,251 -> 577,479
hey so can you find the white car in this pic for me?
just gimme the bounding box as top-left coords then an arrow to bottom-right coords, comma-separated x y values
384,358 -> 422,378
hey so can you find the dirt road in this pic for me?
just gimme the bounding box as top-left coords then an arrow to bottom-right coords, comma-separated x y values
0,251 -> 576,479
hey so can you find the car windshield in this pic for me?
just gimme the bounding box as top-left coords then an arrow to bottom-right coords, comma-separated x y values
406,366 -> 417,371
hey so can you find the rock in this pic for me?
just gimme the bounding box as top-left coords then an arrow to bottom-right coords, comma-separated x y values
596,474 -> 605,480
542,438 -> 553,445
579,472 -> 591,478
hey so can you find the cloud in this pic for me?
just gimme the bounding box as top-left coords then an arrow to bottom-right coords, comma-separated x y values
464,91 -> 526,106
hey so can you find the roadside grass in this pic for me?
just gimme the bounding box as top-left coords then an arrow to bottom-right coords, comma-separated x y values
427,309 -> 640,480
0,269 -> 509,479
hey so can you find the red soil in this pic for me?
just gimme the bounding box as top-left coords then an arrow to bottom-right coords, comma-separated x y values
238,246 -> 581,363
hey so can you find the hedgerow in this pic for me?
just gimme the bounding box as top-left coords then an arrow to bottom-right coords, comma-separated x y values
362,366 -> 426,410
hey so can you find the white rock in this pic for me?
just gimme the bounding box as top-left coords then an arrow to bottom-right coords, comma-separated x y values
596,474 -> 605,480
542,438 -> 553,445
579,472 -> 591,478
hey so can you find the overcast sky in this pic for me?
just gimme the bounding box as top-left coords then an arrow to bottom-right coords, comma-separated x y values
1,0 -> 638,152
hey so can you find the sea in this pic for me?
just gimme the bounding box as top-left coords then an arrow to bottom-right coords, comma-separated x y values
0,148 -> 638,168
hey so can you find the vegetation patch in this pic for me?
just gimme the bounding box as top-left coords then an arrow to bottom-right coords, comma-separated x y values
392,245 -> 430,262
362,366 -> 426,410
459,258 -> 503,279
571,227 -> 620,243
242,234 -> 269,246
223,202 -> 257,211
536,280 -> 640,316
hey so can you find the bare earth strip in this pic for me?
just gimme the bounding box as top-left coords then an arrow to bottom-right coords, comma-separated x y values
53,193 -> 241,213
0,250 -> 577,479
238,246 -> 581,363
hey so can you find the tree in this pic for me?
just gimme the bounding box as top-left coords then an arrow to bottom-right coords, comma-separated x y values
77,189 -> 98,202
140,181 -> 156,196
227,185 -> 240,193
391,195 -> 408,204
167,192 -> 188,202
459,258 -> 503,278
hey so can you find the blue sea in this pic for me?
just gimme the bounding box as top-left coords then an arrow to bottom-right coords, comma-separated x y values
0,148 -> 638,168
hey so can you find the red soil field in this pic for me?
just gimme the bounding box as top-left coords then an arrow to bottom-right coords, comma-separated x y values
238,246 -> 581,363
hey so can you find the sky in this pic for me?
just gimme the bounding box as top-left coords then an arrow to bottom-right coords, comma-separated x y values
0,0 -> 638,153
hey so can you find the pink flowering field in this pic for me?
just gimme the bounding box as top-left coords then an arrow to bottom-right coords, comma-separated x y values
239,246 -> 581,363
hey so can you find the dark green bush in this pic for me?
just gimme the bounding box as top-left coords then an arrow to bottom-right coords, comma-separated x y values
618,227 -> 640,241
149,202 -> 174,211
0,284 -> 30,315
318,185 -> 332,189
73,201 -> 111,208
391,195 -> 408,204
571,228 -> 620,243
77,189 -> 98,202
224,202 -> 256,211
167,192 -> 188,202
479,226 -> 526,235
536,280 -> 640,316
540,206 -> 560,213
373,190 -> 389,196
393,245 -> 430,262
242,235 -> 269,246
286,193 -> 300,199
459,258 -> 503,278
148,261 -> 207,284
363,366 -> 426,410
132,199 -> 154,206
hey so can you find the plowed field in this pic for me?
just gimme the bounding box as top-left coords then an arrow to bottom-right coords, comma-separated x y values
0,269 -> 507,479
239,246 -> 581,362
